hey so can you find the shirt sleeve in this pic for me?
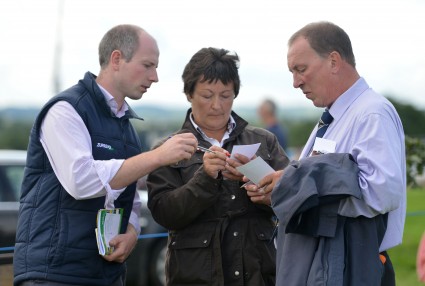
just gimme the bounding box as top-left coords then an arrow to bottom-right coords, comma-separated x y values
40,101 -> 126,202
356,112 -> 405,212
129,190 -> 142,235
339,110 -> 406,218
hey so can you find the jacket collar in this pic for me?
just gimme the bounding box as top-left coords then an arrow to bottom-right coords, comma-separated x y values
180,108 -> 248,144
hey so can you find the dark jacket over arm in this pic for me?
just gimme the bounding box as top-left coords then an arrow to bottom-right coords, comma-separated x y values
272,153 -> 388,286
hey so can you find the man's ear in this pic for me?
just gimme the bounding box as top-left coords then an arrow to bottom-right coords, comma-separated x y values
329,51 -> 342,72
110,50 -> 122,70
186,93 -> 192,102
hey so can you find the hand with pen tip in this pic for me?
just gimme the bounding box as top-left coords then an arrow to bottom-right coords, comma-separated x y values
201,145 -> 231,179
156,133 -> 198,165
202,146 -> 251,180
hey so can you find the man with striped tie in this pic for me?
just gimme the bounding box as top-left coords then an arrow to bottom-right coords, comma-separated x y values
244,21 -> 406,285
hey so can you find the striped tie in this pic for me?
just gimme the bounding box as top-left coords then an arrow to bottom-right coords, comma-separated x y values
316,109 -> 333,138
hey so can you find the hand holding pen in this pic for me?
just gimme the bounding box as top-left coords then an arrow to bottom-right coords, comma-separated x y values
200,146 -> 251,181
201,145 -> 231,179
197,145 -> 230,157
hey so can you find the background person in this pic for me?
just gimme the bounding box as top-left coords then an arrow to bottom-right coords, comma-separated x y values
245,21 -> 406,285
147,47 -> 289,285
418,231 -> 425,283
257,98 -> 289,152
13,24 -> 197,286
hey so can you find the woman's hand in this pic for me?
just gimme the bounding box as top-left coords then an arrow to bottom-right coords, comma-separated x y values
222,153 -> 252,181
203,146 -> 230,179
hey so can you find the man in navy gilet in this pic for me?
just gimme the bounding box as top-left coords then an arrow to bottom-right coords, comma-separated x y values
14,24 -> 198,286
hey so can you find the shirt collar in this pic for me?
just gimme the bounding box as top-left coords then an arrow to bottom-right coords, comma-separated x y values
189,112 -> 236,147
329,77 -> 369,121
97,84 -> 129,118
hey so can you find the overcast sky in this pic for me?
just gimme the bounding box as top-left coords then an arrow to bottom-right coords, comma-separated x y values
1,0 -> 424,112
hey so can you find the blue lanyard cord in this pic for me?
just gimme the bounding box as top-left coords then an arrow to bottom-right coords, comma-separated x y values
2,210 -> 425,254
0,232 -> 169,253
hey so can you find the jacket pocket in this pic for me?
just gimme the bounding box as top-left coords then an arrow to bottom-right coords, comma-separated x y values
253,218 -> 276,277
167,230 -> 215,284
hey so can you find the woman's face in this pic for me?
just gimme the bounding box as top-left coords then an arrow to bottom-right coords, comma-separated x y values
188,79 -> 235,136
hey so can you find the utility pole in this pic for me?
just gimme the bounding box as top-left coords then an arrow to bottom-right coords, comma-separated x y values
52,0 -> 64,95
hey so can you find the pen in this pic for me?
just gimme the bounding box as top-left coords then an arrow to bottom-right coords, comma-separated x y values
197,146 -> 230,157
240,181 -> 254,188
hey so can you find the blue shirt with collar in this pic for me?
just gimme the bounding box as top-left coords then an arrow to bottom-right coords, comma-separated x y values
299,77 -> 406,251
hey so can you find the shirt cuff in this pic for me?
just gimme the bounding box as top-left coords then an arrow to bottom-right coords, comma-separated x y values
104,184 -> 126,209
129,211 -> 141,236
93,159 -> 125,209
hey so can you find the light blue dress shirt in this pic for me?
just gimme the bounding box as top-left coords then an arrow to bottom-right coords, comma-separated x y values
299,77 -> 406,251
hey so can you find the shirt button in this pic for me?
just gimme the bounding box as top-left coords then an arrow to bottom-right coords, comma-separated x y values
172,241 -> 176,245
233,232 -> 238,237
231,195 -> 236,200
235,271 -> 240,276
203,240 -> 208,244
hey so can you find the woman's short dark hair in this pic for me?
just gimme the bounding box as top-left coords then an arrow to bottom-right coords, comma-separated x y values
288,21 -> 356,68
182,47 -> 241,98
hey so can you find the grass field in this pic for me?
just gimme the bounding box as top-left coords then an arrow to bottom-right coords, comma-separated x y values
389,188 -> 425,285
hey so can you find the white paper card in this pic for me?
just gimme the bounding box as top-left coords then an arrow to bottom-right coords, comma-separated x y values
230,143 -> 261,159
312,137 -> 336,154
236,156 -> 275,184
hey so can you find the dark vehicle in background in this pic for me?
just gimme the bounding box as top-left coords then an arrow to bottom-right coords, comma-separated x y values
0,150 -> 25,267
127,182 -> 167,286
0,150 -> 167,286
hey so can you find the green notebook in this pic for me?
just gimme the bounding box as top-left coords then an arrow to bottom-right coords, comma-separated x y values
95,208 -> 123,255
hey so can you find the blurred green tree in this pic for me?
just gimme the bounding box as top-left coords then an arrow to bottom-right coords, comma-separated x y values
405,136 -> 425,187
0,118 -> 31,150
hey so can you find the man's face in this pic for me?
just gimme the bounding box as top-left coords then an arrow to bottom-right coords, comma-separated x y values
287,37 -> 333,108
189,79 -> 235,136
118,32 -> 159,101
